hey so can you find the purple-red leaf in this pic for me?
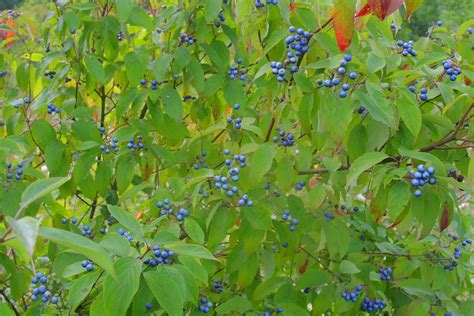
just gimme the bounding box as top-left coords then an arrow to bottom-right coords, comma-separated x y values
368,0 -> 404,20
331,0 -> 356,52
405,0 -> 426,18
439,202 -> 450,232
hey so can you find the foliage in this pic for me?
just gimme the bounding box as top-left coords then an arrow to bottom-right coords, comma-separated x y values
0,0 -> 473,315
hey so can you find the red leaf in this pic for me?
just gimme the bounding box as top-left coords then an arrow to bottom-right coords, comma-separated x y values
331,0 -> 356,52
355,3 -> 371,17
290,4 -> 296,12
439,202 -> 450,232
298,258 -> 308,274
405,0 -> 426,18
368,0 -> 404,20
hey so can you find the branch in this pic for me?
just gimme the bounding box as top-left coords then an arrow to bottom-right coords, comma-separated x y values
0,289 -> 20,316
298,104 -> 473,175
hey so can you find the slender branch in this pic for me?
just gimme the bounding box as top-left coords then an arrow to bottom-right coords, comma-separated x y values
0,289 -> 20,316
264,116 -> 275,142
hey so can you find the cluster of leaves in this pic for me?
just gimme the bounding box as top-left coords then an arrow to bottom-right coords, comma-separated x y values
0,0 -> 473,315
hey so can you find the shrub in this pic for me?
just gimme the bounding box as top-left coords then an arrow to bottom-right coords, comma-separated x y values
0,1 -> 473,315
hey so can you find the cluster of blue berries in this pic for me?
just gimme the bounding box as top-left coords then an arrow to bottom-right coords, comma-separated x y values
140,79 -> 158,90
238,194 -> 254,207
410,164 -> 436,197
193,151 -> 208,170
0,70 -> 7,78
397,40 -> 417,57
198,297 -> 214,313
144,244 -> 175,267
179,33 -> 195,45
273,130 -> 295,147
295,180 -> 306,191
281,210 -> 299,232
323,211 -> 335,221
156,199 -> 190,221
81,259 -> 94,272
270,62 -> 287,82
44,70 -> 57,79
46,103 -> 61,114
212,279 -> 224,293
360,297 -> 386,313
117,31 -> 125,41
80,225 -> 93,238
379,267 -> 392,281
118,228 -> 134,242
318,54 -> 357,98
226,116 -> 242,129
13,97 -> 31,109
145,303 -> 153,310
198,188 -> 209,199
263,307 -> 283,315
6,162 -> 23,181
270,26 -> 310,82
100,137 -> 120,154
228,59 -> 247,83
341,285 -> 363,302
31,273 -> 59,304
442,59 -> 462,81
215,11 -> 225,27
255,0 -> 278,8
127,137 -> 145,151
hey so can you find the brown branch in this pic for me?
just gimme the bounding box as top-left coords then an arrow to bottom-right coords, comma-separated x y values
264,116 -> 275,142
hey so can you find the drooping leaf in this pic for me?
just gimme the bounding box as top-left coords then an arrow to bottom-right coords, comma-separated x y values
38,227 -> 115,277
103,257 -> 142,316
331,0 -> 356,52
405,0 -> 426,18
368,0 -> 404,20
6,216 -> 39,257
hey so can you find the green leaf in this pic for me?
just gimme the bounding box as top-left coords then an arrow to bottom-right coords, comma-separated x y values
355,88 -> 394,128
398,147 -> 446,175
346,152 -> 388,185
99,232 -> 131,257
165,243 -> 217,261
116,0 -> 133,22
116,156 -> 135,194
160,87 -> 183,122
397,89 -> 422,138
84,55 -> 106,84
6,216 -> 39,257
0,303 -> 15,316
184,218 -> 205,244
253,277 -> 289,300
366,53 -> 386,73
204,0 -> 221,23
144,267 -> 185,316
103,257 -> 142,316
296,269 -> 331,290
38,227 -> 115,277
215,296 -> 252,314
397,279 -> 434,297
69,271 -> 101,312
125,52 -> 146,86
129,6 -> 152,28
248,143 -> 277,185
339,260 -> 360,274
107,205 -> 143,239
20,177 -> 70,213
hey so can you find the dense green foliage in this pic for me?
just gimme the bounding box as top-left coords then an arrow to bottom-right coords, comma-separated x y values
0,1 -> 473,315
